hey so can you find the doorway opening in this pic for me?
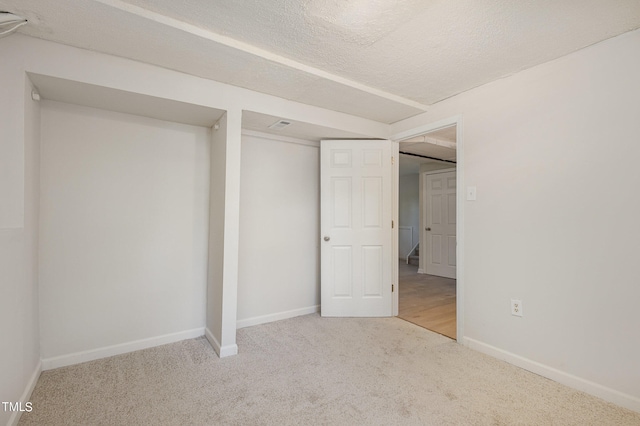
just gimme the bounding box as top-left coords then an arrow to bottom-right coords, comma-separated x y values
396,125 -> 457,339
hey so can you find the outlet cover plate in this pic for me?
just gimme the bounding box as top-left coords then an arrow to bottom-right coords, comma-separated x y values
466,186 -> 477,201
511,299 -> 523,317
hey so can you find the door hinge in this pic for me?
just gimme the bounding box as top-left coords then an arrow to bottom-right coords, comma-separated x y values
391,156 -> 394,165
392,284 -> 395,292
392,220 -> 394,229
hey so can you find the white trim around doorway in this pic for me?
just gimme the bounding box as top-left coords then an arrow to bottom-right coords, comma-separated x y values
391,115 -> 464,343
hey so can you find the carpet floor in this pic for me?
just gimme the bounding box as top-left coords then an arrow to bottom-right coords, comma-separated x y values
19,314 -> 640,425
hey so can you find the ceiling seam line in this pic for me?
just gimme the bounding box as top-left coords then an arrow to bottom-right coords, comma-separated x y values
92,0 -> 429,111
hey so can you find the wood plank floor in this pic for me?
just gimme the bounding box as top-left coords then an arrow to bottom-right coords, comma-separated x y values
398,261 -> 457,339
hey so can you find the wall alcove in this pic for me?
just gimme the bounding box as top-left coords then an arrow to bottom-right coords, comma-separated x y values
28,73 -> 234,367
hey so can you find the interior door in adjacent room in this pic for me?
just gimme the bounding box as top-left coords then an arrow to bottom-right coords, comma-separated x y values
425,170 -> 457,279
320,140 -> 393,317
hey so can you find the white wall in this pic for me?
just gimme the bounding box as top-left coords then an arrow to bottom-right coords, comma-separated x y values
20,76 -> 42,414
399,173 -> 419,252
0,72 -> 24,229
0,32 -> 387,418
0,31 -> 385,361
237,131 -> 320,327
207,113 -> 227,350
5,24 -> 638,414
0,70 -> 42,426
206,110 -> 242,357
392,28 -> 640,411
38,101 -> 210,363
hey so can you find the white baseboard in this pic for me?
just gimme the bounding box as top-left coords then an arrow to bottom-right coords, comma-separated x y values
417,268 -> 425,274
7,360 -> 41,426
205,328 -> 221,354
41,328 -> 205,371
219,344 -> 238,357
205,328 -> 238,358
236,305 -> 320,329
463,337 -> 640,413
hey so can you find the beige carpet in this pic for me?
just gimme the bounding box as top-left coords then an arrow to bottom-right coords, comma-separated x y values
20,314 -> 640,425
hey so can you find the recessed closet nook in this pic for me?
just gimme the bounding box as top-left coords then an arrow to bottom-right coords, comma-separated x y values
30,72 -> 238,365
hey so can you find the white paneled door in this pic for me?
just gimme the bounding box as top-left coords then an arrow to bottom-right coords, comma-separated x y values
425,171 -> 457,279
320,140 -> 393,317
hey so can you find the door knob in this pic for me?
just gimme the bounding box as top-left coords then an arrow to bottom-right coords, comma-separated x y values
425,227 -> 431,231
324,236 -> 330,241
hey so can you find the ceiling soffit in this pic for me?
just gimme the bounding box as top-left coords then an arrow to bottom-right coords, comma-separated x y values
3,0 -> 640,123
28,73 -> 225,127
4,0 -> 427,123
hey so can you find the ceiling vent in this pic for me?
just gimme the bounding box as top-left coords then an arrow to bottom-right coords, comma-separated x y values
0,12 -> 27,38
268,119 -> 292,130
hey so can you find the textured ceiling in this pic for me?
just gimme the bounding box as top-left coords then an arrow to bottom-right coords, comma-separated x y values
3,0 -> 640,123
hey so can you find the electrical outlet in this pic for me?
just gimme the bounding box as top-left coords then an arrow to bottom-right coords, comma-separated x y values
511,299 -> 523,317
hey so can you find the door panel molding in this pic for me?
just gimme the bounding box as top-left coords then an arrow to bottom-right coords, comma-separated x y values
321,140 -> 393,317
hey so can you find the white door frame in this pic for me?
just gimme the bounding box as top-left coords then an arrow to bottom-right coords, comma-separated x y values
391,115 -> 464,343
391,141 -> 400,316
